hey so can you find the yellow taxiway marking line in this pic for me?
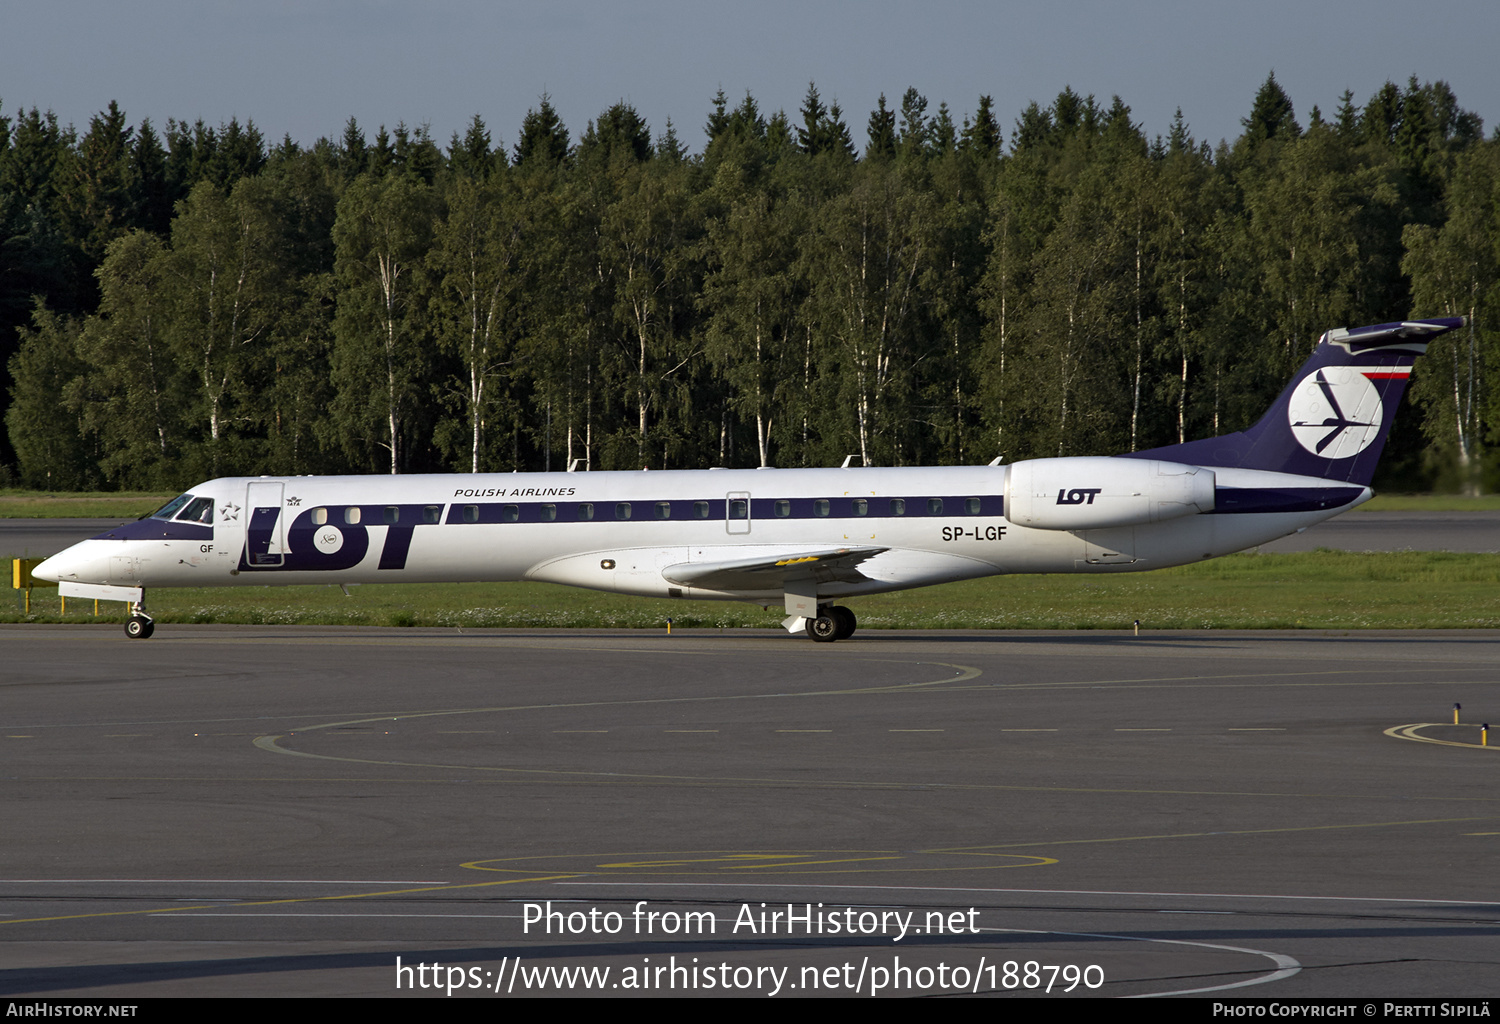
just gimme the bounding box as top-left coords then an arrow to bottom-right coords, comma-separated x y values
1115,728 -> 1171,732
663,730 -> 719,733
1001,729 -> 1057,732
889,729 -> 944,732
1384,723 -> 1499,750
0,875 -> 582,927
593,854 -> 901,870
947,668 -> 1496,693
934,816 -> 1500,854
464,850 -> 1058,876
257,660 -> 981,739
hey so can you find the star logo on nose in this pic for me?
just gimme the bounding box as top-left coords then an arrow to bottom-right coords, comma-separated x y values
219,502 -> 241,522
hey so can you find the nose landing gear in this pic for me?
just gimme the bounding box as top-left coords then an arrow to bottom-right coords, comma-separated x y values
125,599 -> 155,639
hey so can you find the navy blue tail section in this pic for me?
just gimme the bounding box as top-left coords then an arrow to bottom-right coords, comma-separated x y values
1120,318 -> 1464,484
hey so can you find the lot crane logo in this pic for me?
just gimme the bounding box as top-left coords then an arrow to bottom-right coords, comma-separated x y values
1287,366 -> 1382,459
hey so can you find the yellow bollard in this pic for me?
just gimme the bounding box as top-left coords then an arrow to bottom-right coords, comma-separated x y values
666,618 -> 673,636
14,558 -> 61,617
1454,703 -> 1462,725
1483,724 -> 1489,748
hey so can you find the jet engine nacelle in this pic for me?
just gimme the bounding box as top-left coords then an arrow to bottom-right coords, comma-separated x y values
1003,457 -> 1215,530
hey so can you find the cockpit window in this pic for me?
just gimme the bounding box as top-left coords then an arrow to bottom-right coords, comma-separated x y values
175,496 -> 215,524
149,494 -> 194,521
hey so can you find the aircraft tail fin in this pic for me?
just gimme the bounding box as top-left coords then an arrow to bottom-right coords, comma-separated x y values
1121,318 -> 1464,484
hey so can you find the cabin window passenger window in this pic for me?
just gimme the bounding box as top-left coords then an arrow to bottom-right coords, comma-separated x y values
578,503 -> 594,521
463,505 -> 479,524
965,497 -> 981,516
814,499 -> 830,517
312,508 -> 328,526
774,500 -> 790,518
502,505 -> 519,523
728,499 -> 748,520
384,506 -> 400,525
616,503 -> 632,520
890,499 -> 905,516
423,505 -> 441,524
345,507 -> 361,525
540,504 -> 556,521
654,502 -> 671,520
853,499 -> 868,516
693,501 -> 710,519
928,498 -> 943,515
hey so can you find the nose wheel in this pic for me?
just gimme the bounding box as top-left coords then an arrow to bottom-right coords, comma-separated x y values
807,605 -> 856,642
125,598 -> 155,639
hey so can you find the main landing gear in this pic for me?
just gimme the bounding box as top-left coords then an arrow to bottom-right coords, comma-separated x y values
807,605 -> 857,643
125,598 -> 154,639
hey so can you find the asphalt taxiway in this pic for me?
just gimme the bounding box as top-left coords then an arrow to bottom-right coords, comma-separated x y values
2,625 -> 1498,998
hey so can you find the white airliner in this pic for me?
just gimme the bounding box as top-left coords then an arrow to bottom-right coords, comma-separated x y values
33,318 -> 1461,640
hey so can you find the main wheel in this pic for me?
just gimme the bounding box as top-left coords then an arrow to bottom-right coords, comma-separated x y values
125,615 -> 154,639
807,613 -> 840,642
829,605 -> 857,640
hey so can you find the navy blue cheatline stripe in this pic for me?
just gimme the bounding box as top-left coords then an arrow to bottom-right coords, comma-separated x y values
95,518 -> 215,542
1208,487 -> 1365,514
443,494 -> 1005,525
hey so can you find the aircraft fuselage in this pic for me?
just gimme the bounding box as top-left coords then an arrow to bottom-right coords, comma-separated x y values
42,462 -> 1363,602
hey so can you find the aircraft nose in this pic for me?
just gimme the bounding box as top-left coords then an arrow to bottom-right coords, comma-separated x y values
31,553 -> 63,583
30,542 -> 109,584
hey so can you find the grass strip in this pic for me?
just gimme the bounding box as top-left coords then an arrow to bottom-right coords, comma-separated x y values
0,490 -> 171,518
6,550 -> 1499,631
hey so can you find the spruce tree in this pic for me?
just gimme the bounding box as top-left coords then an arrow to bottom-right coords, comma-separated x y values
960,96 -> 1000,160
865,94 -> 896,161
513,96 -> 571,168
797,83 -> 827,154
1241,71 -> 1301,151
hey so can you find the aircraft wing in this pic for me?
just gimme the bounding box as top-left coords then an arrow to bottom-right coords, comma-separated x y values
661,547 -> 888,592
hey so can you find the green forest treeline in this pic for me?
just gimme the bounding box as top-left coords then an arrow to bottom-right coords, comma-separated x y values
1,75 -> 1496,492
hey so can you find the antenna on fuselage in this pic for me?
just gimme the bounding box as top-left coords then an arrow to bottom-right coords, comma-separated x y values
840,455 -> 863,468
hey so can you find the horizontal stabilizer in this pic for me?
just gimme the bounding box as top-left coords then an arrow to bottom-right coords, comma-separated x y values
1325,318 -> 1465,353
662,547 -> 887,592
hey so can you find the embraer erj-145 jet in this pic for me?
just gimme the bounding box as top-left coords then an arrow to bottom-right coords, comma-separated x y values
34,318 -> 1462,640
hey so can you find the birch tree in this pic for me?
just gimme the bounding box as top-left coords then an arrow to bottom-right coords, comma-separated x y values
332,172 -> 438,473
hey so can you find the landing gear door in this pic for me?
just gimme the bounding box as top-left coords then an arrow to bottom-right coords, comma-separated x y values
246,481 -> 286,566
726,491 -> 751,535
1078,527 -> 1137,566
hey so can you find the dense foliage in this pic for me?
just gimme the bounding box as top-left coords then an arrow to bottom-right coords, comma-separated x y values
2,76 -> 1496,492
